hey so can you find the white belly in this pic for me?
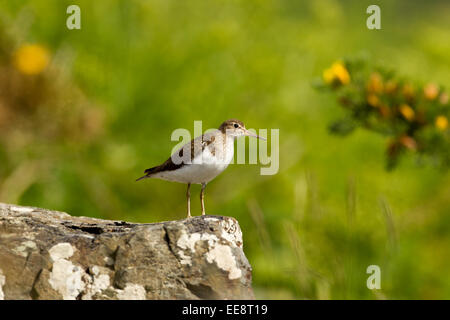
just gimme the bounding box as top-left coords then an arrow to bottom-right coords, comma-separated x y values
153,141 -> 234,184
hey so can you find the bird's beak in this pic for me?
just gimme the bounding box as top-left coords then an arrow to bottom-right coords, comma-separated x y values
243,129 -> 266,141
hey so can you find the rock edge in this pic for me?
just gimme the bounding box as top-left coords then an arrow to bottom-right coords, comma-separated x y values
0,203 -> 254,300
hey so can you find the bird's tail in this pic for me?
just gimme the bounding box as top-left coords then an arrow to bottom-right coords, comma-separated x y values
136,166 -> 159,181
136,175 -> 149,182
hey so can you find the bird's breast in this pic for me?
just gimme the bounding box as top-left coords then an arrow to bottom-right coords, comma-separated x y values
152,133 -> 235,184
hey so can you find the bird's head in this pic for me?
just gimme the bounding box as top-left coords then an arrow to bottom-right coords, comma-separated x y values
219,119 -> 266,140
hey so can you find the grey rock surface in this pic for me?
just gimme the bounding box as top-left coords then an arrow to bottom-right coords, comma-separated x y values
0,203 -> 254,300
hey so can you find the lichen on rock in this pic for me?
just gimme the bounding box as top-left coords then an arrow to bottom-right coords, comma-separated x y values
0,203 -> 254,300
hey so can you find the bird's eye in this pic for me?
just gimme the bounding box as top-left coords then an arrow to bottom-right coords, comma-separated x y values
233,123 -> 239,128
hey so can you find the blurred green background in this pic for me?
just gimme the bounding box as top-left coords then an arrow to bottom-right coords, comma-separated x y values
1,0 -> 450,299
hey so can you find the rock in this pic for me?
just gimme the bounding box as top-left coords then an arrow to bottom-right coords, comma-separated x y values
0,203 -> 254,300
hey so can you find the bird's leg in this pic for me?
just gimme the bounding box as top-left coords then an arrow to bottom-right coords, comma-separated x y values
200,183 -> 206,215
186,183 -> 191,219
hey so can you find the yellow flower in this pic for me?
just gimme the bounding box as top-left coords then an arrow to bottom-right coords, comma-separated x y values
322,61 -> 350,85
367,72 -> 384,94
13,44 -> 50,75
384,80 -> 398,94
331,62 -> 350,84
367,94 -> 380,107
424,83 -> 439,100
322,68 -> 335,84
399,104 -> 415,121
435,115 -> 448,131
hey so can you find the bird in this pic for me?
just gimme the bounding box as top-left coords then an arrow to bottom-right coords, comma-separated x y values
136,119 -> 265,218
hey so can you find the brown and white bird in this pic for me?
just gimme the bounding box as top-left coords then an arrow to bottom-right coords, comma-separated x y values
137,119 -> 265,218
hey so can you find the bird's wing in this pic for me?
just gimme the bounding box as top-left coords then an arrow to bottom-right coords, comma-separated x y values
171,129 -> 218,162
143,130 -> 219,175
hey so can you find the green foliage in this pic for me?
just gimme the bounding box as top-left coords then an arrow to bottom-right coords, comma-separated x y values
318,57 -> 450,169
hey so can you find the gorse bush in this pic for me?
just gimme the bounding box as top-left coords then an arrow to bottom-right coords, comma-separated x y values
316,58 -> 450,169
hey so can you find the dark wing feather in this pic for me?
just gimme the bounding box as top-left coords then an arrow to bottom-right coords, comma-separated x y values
136,130 -> 219,181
